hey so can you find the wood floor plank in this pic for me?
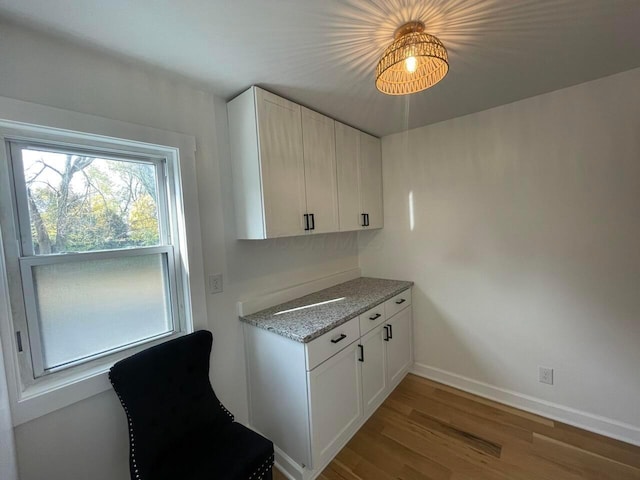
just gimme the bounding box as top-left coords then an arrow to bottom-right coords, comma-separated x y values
397,381 -> 555,434
405,375 -> 554,426
348,426 -> 452,480
530,433 -> 640,480
535,420 -> 640,469
407,408 -> 503,458
273,374 -> 640,480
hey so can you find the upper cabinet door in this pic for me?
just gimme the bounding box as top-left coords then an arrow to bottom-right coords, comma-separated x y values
301,108 -> 339,234
359,133 -> 384,229
335,122 -> 362,231
228,87 -> 383,239
255,89 -> 307,238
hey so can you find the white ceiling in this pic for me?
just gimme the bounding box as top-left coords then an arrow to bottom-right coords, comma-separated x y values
0,0 -> 639,136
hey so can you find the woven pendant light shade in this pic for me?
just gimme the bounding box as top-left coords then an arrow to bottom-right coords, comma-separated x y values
376,21 -> 449,95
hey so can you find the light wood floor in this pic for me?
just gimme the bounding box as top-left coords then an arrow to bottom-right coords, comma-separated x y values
274,374 -> 640,480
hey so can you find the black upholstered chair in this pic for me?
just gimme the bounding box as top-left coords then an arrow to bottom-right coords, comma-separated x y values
109,330 -> 274,480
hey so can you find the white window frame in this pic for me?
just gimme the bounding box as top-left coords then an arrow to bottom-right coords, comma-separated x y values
0,96 -> 206,425
8,140 -> 183,379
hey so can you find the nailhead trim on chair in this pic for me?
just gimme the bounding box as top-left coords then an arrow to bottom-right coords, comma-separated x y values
219,401 -> 235,421
250,453 -> 275,480
109,372 -> 142,479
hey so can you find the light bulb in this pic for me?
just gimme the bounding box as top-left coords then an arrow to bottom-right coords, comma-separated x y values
405,56 -> 418,73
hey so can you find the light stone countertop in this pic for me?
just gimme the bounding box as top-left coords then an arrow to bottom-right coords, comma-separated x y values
239,277 -> 413,343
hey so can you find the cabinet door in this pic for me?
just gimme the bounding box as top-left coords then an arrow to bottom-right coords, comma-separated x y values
335,122 -> 362,231
359,132 -> 384,229
301,108 -> 339,234
386,306 -> 413,388
308,342 -> 362,469
360,324 -> 388,417
255,88 -> 307,238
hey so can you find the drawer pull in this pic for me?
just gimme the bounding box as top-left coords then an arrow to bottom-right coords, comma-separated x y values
331,334 -> 347,344
395,298 -> 406,305
387,324 -> 393,339
358,344 -> 364,362
369,313 -> 381,321
383,326 -> 390,342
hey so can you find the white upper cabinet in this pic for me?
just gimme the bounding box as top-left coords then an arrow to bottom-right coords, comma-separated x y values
359,132 -> 384,229
228,87 -> 346,239
228,86 -> 382,239
335,122 -> 362,231
256,89 -> 307,238
335,121 -> 384,231
229,87 -> 306,239
301,107 -> 339,234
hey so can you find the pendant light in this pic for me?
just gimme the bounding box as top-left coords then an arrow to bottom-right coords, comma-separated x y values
375,21 -> 449,95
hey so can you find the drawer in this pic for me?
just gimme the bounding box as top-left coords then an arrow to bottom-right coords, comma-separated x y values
385,288 -> 412,318
305,316 -> 360,371
358,304 -> 386,336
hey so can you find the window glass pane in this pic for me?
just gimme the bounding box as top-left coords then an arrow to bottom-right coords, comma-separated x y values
21,148 -> 161,254
31,253 -> 173,371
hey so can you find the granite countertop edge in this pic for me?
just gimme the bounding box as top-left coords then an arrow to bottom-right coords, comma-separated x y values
240,278 -> 413,343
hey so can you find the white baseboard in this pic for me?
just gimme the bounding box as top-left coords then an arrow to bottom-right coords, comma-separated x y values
274,447 -> 303,480
412,363 -> 640,447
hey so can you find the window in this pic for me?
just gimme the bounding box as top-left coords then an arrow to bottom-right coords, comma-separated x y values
2,133 -> 191,384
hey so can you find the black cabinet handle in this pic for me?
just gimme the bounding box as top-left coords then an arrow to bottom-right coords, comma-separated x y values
358,344 -> 364,362
387,324 -> 393,339
365,213 -> 370,226
361,213 -> 367,227
395,298 -> 406,305
331,333 -> 347,344
304,214 -> 310,231
310,213 -> 315,230
369,313 -> 381,321
383,326 -> 390,342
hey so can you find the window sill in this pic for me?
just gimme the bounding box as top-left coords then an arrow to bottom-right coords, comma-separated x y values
14,365 -> 112,425
12,331 -> 190,425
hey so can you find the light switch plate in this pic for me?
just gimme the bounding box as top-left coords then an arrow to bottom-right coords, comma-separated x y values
208,273 -> 223,294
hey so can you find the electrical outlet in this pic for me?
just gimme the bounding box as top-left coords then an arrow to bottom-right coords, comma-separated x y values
539,366 -> 554,385
208,273 -> 223,294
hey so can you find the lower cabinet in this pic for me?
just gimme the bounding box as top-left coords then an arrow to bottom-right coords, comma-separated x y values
386,306 -> 413,388
308,342 -> 363,469
360,323 -> 388,417
244,288 -> 412,480
360,305 -> 413,419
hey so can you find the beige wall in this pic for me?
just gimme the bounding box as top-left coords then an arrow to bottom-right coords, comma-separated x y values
359,68 -> 640,443
0,20 -> 358,480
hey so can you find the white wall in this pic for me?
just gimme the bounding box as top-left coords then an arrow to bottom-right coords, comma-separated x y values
0,20 -> 358,480
359,68 -> 640,444
0,234 -> 18,480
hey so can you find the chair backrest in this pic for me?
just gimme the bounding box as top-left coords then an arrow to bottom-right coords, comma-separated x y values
109,331 -> 233,478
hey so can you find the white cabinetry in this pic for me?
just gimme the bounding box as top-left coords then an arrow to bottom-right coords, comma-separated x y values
243,287 -> 412,480
228,87 -> 306,239
301,107 -> 339,234
359,132 -> 384,229
335,121 -> 384,231
360,290 -> 412,418
359,323 -> 388,417
228,86 -> 379,239
308,342 -> 362,469
385,306 -> 413,388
